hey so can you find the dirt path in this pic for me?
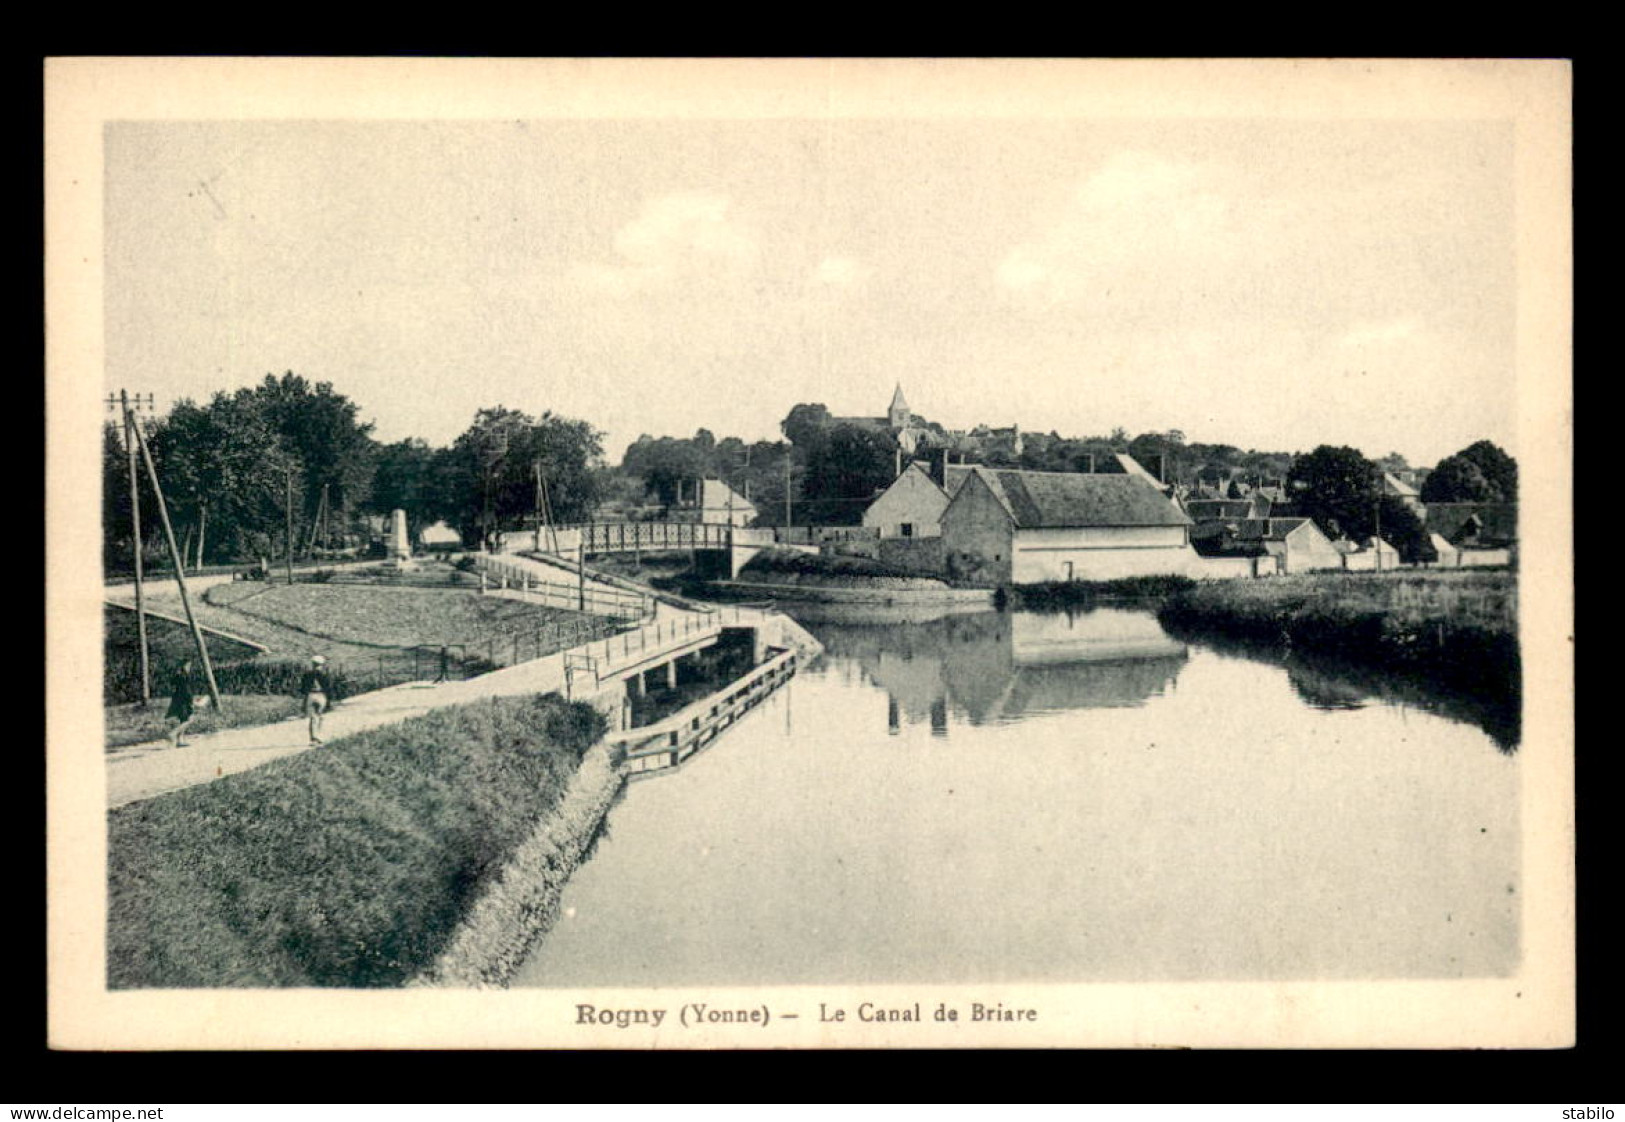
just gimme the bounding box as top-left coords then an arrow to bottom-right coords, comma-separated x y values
104,604 -> 762,809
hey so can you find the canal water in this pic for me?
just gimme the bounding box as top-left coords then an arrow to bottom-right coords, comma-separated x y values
514,605 -> 1518,987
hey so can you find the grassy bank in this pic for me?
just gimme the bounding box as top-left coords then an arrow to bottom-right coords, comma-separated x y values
104,696 -> 304,750
1158,570 -> 1518,702
1009,575 -> 1196,608
736,548 -> 950,590
108,693 -> 607,988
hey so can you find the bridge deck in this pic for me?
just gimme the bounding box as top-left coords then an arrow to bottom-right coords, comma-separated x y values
611,646 -> 800,777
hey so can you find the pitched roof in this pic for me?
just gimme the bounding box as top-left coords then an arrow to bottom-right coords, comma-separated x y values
1190,516 -> 1320,556
1231,517 -> 1311,542
1383,471 -> 1421,498
1113,452 -> 1165,485
944,464 -> 1017,518
698,478 -> 755,511
889,383 -> 910,413
1183,499 -> 1261,522
950,467 -> 1191,529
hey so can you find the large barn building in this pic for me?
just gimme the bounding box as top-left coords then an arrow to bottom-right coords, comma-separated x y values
939,466 -> 1194,585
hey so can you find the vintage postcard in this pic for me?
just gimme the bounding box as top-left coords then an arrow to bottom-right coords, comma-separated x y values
46,57 -> 1573,1049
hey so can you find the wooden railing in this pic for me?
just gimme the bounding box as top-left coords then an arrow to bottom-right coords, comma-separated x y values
609,646 -> 799,776
473,554 -> 651,620
565,521 -> 736,553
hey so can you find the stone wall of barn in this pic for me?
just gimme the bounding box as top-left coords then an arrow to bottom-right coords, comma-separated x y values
940,477 -> 1015,585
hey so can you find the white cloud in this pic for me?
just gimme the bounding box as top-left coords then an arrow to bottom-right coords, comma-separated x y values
811,255 -> 871,288
574,191 -> 758,296
1339,316 -> 1424,348
994,151 -> 1233,302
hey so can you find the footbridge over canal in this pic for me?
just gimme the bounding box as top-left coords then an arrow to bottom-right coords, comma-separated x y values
496,522 -> 818,578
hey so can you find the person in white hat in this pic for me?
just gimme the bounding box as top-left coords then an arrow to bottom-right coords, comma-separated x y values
299,654 -> 335,745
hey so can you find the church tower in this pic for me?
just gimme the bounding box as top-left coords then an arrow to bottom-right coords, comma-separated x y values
887,383 -> 911,429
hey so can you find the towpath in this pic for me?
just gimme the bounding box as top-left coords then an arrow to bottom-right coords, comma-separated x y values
105,602 -> 768,810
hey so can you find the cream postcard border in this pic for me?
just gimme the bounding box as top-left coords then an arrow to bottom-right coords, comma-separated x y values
45,57 -> 1574,1050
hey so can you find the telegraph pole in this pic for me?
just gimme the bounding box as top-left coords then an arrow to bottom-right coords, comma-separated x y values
130,413 -> 222,709
108,391 -> 153,704
784,453 -> 792,534
284,467 -> 296,584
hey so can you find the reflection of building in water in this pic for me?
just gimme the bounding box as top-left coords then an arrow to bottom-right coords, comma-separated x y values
808,608 -> 1188,734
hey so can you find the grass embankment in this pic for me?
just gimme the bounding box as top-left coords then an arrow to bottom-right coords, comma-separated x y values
1009,575 -> 1196,608
105,696 -> 303,749
108,693 -> 607,988
735,547 -> 949,590
1158,570 -> 1518,700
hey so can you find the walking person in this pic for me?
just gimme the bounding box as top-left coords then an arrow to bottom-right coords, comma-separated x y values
164,658 -> 199,748
300,654 -> 336,746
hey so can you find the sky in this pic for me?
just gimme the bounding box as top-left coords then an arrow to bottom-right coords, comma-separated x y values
103,116 -> 1517,468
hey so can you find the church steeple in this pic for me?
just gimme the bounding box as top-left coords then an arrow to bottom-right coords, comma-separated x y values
887,383 -> 911,429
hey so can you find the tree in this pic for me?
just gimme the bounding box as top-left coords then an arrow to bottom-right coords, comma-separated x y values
1419,455 -> 1494,503
146,390 -> 299,564
801,422 -> 896,524
1287,445 -> 1382,542
102,421 -> 137,571
1376,495 -> 1435,565
1423,440 -> 1517,503
781,403 -> 833,449
368,438 -> 441,543
622,435 -> 708,507
247,373 -> 378,540
443,407 -> 605,546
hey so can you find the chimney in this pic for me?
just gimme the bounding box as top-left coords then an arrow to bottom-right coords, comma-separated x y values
1149,452 -> 1166,484
1080,453 -> 1094,474
935,447 -> 949,487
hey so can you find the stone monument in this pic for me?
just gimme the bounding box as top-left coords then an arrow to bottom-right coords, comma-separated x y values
385,508 -> 416,570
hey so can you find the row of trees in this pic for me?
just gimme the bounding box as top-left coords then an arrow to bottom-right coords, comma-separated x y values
1287,445 -> 1434,562
618,404 -> 1518,536
104,375 -> 1518,570
103,374 -> 606,572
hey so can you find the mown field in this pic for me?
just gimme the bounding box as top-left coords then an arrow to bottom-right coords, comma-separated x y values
203,582 -> 591,648
107,693 -> 607,988
105,578 -> 608,745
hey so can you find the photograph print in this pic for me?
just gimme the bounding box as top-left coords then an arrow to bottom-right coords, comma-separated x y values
45,57 -> 1573,1049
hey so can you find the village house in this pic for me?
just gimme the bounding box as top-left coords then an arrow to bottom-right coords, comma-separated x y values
1188,516 -> 1344,575
862,460 -> 950,539
1424,502 -> 1517,567
1383,471 -> 1425,515
939,466 -> 1194,585
1333,535 -> 1403,571
671,477 -> 758,527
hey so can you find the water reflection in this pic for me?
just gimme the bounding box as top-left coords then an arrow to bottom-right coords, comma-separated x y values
1156,616 -> 1520,752
805,608 -> 1189,733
